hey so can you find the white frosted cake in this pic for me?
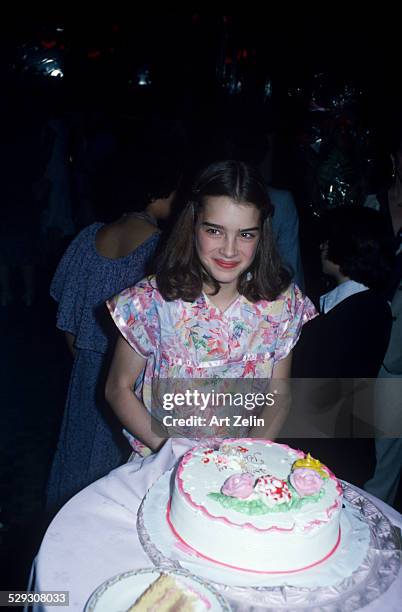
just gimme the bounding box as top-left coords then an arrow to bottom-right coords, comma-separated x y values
168,439 -> 342,573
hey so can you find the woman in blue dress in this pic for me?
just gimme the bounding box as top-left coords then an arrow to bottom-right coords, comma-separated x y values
45,153 -> 181,514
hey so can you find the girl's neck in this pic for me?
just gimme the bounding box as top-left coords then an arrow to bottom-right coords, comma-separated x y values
204,282 -> 239,312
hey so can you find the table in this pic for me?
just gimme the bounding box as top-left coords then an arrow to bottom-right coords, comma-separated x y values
31,439 -> 402,611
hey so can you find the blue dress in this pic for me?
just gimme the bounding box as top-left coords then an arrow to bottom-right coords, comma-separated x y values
46,222 -> 160,514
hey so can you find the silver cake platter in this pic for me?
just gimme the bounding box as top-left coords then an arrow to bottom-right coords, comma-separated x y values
137,474 -> 401,611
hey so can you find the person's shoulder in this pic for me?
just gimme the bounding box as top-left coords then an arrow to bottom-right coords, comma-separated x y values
277,282 -> 305,302
249,283 -> 303,313
279,283 -> 318,321
342,289 -> 387,305
96,219 -> 160,258
73,222 -> 103,244
331,290 -> 392,320
55,223 -> 102,265
120,275 -> 160,298
107,276 -> 162,315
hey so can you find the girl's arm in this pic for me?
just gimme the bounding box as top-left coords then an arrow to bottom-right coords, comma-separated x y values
249,352 -> 292,440
105,335 -> 166,451
271,351 -> 292,379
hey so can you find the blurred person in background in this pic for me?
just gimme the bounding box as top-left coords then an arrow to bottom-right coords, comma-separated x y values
45,150 -> 181,515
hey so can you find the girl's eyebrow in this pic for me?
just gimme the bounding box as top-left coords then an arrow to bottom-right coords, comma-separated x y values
201,221 -> 260,232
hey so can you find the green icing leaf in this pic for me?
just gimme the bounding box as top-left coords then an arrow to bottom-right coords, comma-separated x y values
207,487 -> 325,515
286,485 -> 325,509
208,493 -> 275,515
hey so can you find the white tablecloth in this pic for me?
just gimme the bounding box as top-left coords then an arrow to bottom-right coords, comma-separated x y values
32,439 -> 402,611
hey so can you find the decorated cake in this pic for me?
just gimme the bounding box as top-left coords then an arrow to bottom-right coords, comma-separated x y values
168,439 -> 343,573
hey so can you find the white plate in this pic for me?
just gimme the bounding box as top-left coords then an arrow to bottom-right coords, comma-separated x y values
85,567 -> 231,612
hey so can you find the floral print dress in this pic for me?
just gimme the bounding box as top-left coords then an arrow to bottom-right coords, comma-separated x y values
107,276 -> 316,450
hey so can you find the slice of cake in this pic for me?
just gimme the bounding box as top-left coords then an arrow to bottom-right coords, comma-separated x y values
128,573 -> 197,611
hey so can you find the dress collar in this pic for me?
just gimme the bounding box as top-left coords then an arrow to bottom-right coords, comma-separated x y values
187,291 -> 254,317
320,280 -> 369,314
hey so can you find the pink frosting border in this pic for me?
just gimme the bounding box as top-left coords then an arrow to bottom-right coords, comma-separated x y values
176,439 -> 342,532
166,499 -> 342,575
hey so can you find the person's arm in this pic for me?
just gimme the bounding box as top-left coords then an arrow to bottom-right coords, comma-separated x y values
249,352 -> 292,440
105,335 -> 166,451
270,190 -> 305,291
65,331 -> 76,358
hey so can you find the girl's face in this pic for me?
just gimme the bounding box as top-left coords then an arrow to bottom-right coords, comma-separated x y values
195,196 -> 261,289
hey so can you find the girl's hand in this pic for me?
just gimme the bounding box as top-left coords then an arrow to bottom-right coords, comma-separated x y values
196,436 -> 223,450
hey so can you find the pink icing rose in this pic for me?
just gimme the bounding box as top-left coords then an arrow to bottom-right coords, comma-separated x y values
290,468 -> 323,497
221,473 -> 255,499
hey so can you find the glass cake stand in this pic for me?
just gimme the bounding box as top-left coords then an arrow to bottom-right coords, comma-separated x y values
137,471 -> 401,611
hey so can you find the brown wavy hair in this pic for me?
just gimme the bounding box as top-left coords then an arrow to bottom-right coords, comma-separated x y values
156,160 -> 291,302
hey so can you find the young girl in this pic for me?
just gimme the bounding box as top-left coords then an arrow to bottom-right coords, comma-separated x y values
105,160 -> 316,458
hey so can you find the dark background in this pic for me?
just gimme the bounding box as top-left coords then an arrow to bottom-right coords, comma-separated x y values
0,10 -> 401,595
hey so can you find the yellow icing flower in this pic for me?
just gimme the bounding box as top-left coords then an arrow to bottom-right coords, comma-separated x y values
292,453 -> 328,479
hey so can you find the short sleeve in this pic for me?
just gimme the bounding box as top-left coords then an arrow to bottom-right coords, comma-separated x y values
106,279 -> 159,358
50,224 -> 99,336
274,284 -> 318,363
